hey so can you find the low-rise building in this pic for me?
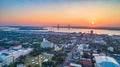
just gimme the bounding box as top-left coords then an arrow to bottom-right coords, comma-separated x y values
92,38 -> 107,45
64,62 -> 82,67
11,45 -> 22,49
0,62 -> 3,67
108,47 -> 114,52
17,64 -> 26,67
54,44 -> 63,51
81,58 -> 92,67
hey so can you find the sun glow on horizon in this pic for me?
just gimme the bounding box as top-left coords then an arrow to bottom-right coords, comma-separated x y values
91,21 -> 95,25
89,21 -> 95,27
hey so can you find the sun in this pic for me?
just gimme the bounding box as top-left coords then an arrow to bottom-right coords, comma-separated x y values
90,21 -> 95,27
91,21 -> 95,25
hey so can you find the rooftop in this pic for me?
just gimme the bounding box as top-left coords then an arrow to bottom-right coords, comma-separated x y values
94,56 -> 120,67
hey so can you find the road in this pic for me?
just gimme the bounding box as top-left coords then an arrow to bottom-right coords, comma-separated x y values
63,34 -> 83,66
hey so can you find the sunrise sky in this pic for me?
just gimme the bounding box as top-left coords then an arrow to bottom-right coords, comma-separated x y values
0,0 -> 120,27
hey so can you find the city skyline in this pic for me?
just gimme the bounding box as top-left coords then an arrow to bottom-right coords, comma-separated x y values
0,0 -> 120,27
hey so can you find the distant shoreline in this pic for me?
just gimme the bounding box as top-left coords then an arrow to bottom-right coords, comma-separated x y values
0,26 -> 120,31
53,26 -> 120,31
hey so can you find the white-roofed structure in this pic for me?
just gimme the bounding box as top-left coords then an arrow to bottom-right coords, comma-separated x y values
92,38 -> 107,45
0,48 -> 33,65
70,63 -> 82,67
94,55 -> 120,67
41,38 -> 54,48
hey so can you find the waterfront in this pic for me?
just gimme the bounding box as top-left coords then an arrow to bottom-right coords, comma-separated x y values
0,27 -> 120,35
46,27 -> 120,35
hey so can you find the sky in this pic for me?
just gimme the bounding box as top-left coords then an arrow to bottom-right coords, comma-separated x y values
0,0 -> 120,27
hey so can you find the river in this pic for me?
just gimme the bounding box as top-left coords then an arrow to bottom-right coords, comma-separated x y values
0,27 -> 120,35
45,27 -> 120,35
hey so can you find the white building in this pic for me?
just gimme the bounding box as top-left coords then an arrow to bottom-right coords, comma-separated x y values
0,48 -> 33,65
64,63 -> 82,67
54,45 -> 63,51
0,62 -> 3,67
0,53 -> 13,65
41,38 -> 54,48
107,47 -> 114,52
94,55 -> 120,67
77,44 -> 90,51
17,64 -> 26,67
92,38 -> 107,45
77,44 -> 84,50
21,48 -> 33,56
70,63 -> 82,67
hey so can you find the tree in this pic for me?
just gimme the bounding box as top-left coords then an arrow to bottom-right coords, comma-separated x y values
76,60 -> 82,64
58,56 -> 65,64
16,55 -> 26,64
83,53 -> 89,58
28,65 -> 31,67
42,61 -> 56,67
9,63 -> 16,67
30,44 -> 41,56
97,49 -> 102,53
34,65 -> 40,67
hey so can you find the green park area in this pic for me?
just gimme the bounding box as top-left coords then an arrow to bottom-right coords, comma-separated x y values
24,54 -> 52,67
